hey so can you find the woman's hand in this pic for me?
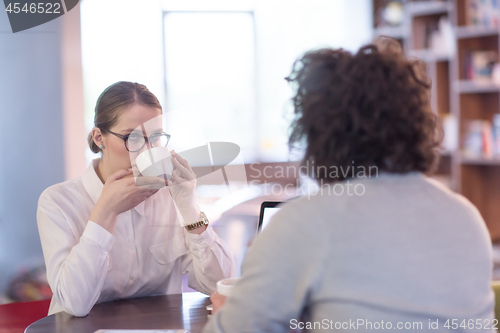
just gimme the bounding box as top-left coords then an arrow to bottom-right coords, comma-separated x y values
167,150 -> 204,234
209,292 -> 227,314
90,169 -> 163,234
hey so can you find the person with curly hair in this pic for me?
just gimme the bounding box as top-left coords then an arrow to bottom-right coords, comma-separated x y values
203,38 -> 495,332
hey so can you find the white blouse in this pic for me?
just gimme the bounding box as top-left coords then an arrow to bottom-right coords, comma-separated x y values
37,158 -> 236,317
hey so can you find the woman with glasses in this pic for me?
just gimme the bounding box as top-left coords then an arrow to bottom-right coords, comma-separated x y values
37,81 -> 236,317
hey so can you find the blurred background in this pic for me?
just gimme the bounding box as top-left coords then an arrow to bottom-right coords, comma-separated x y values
2,0 -> 500,304
0,0 -> 372,302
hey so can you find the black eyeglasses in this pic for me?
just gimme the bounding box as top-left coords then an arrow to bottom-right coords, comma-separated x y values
100,128 -> 171,152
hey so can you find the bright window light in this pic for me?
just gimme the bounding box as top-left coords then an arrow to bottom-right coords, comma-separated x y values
80,0 -> 372,164
163,12 -> 257,161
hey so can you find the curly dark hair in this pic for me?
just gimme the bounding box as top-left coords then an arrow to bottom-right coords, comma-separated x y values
286,37 -> 442,182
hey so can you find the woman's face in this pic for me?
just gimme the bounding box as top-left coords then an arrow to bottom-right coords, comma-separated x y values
101,104 -> 163,174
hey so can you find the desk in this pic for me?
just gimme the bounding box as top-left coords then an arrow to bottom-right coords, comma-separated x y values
26,293 -> 211,333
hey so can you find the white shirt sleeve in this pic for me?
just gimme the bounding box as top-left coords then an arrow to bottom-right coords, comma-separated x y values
37,176 -> 237,316
182,226 -> 237,294
37,188 -> 115,317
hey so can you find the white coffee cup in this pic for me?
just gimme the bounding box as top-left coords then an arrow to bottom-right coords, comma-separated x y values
135,147 -> 174,188
216,277 -> 241,297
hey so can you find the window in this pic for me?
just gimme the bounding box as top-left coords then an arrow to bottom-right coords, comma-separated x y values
81,0 -> 372,165
163,11 -> 257,161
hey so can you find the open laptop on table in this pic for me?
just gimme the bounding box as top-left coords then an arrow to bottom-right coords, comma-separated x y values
257,201 -> 283,233
206,201 -> 284,314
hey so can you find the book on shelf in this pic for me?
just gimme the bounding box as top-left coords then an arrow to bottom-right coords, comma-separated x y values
466,0 -> 500,28
429,17 -> 455,57
493,114 -> 500,156
464,50 -> 498,82
408,18 -> 455,61
442,114 -> 458,152
462,115 -> 500,159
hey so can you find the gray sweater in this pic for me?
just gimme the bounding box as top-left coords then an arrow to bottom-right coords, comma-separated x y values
203,172 -> 495,333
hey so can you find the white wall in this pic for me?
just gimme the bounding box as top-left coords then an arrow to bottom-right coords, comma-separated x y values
80,0 -> 373,164
80,0 -> 166,163
0,11 -> 65,296
254,0 -> 373,161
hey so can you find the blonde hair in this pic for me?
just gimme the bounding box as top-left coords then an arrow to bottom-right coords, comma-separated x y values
88,81 -> 162,153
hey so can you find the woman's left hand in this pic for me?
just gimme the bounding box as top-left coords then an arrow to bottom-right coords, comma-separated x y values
167,150 -> 204,233
209,292 -> 227,314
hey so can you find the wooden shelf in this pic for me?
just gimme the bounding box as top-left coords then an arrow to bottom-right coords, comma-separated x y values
453,80 -> 500,94
436,151 -> 452,175
460,156 -> 500,166
374,25 -> 407,39
455,26 -> 499,39
461,162 -> 500,240
371,0 -> 500,240
407,1 -> 453,17
408,49 -> 451,62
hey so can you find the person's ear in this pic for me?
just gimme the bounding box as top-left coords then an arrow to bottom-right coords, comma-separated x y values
92,127 -> 104,149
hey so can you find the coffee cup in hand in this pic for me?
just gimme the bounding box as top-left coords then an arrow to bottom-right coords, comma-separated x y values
216,278 -> 241,297
135,147 -> 173,188
134,176 -> 166,189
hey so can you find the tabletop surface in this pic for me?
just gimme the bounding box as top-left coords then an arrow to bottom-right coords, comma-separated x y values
25,292 -> 211,333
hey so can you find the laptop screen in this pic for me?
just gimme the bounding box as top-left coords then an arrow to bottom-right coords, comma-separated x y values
257,201 -> 282,233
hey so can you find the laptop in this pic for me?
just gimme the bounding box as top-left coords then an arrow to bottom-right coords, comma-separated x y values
257,201 -> 283,233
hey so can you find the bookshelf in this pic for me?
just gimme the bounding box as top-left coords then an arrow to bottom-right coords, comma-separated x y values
454,80 -> 500,93
452,0 -> 500,239
373,0 -> 500,240
373,0 -> 454,181
373,0 -> 408,46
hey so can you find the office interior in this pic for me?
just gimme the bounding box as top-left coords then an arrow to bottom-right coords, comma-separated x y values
1,0 -> 499,305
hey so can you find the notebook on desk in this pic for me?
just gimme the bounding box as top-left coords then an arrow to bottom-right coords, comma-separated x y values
206,201 -> 284,314
257,201 -> 282,233
94,330 -> 188,333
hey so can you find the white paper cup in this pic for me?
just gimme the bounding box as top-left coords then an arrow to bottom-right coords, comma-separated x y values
135,147 -> 173,182
216,278 -> 240,297
134,176 -> 166,189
